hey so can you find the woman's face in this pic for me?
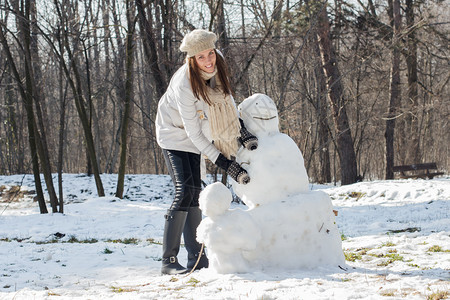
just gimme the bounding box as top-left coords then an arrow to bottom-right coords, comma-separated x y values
194,49 -> 216,73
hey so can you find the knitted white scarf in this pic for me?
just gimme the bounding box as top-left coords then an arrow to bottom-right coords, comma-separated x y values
201,69 -> 241,159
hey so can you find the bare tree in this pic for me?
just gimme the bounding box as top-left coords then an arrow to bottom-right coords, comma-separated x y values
0,3 -> 48,213
384,0 -> 401,180
403,0 -> 420,163
27,0 -> 59,212
52,0 -> 105,196
316,3 -> 357,185
315,50 -> 332,183
136,0 -> 168,98
116,0 -> 136,199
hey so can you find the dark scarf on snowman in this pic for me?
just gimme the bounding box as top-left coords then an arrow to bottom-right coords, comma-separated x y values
200,68 -> 241,159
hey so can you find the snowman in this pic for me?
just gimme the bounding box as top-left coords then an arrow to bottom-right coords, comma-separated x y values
197,94 -> 345,273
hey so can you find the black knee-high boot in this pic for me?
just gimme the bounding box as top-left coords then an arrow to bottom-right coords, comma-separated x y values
183,206 -> 209,270
161,211 -> 188,275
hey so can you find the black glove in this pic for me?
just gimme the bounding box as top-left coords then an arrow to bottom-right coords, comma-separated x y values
239,119 -> 258,151
215,153 -> 250,184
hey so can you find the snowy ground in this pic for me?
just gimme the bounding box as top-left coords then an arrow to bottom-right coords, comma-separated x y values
0,174 -> 449,299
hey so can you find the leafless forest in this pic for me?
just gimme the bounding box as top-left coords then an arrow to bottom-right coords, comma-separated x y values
0,0 -> 448,210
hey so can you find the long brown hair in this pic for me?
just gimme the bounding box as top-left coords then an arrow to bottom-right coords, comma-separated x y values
187,49 -> 233,106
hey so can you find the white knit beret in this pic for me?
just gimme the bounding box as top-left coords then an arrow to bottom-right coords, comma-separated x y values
179,29 -> 217,57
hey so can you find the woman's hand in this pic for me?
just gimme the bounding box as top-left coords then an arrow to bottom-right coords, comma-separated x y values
227,161 -> 250,184
215,153 -> 250,184
239,119 -> 258,151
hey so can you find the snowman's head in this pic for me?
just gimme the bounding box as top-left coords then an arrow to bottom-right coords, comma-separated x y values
199,182 -> 232,219
238,94 -> 279,136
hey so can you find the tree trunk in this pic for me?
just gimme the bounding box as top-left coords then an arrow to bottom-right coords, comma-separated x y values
316,55 -> 332,183
83,41 -> 94,177
57,58 -> 68,213
215,0 -> 230,57
66,45 -> 105,196
384,0 -> 401,180
29,0 -> 59,212
316,4 -> 357,185
0,17 -> 48,213
404,0 -> 420,163
237,0 -> 251,98
104,0 -> 125,174
4,67 -> 20,174
100,0 -> 111,173
116,1 -> 136,199
136,0 -> 167,98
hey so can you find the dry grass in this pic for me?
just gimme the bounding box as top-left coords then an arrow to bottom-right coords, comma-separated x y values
0,185 -> 33,202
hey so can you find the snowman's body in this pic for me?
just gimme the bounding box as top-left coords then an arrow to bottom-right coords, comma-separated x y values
234,94 -> 309,208
197,94 -> 345,273
234,133 -> 309,208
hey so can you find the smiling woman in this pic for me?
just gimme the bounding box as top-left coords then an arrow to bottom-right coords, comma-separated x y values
154,29 -> 258,275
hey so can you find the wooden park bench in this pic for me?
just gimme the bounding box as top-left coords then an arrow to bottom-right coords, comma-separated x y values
393,162 -> 444,179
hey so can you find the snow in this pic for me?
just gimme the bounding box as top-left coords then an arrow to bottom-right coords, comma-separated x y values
0,174 -> 449,299
1,94 -> 449,299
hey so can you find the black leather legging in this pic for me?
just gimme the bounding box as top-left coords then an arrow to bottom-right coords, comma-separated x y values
162,149 -> 201,214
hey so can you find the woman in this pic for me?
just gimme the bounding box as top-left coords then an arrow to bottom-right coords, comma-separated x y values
155,29 -> 258,275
